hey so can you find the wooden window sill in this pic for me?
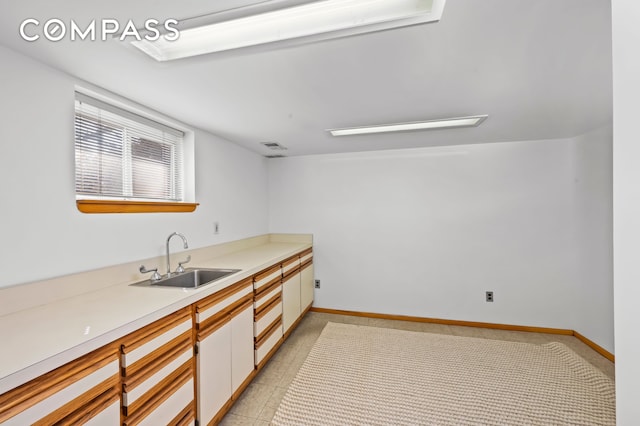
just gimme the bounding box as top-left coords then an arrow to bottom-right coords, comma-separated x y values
77,200 -> 199,214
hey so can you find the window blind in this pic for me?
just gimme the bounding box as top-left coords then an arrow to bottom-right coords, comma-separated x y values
74,93 -> 184,202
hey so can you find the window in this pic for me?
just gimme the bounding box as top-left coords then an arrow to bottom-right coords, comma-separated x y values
74,92 -> 197,213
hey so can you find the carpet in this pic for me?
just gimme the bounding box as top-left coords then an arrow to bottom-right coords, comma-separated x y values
271,322 -> 615,425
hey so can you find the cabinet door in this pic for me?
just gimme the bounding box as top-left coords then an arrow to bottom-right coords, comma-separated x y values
198,319 -> 232,425
0,344 -> 120,426
196,278 -> 253,425
300,261 -> 314,312
282,271 -> 301,334
231,303 -> 255,395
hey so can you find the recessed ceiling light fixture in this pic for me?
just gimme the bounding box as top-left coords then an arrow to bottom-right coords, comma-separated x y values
327,115 -> 488,136
132,0 -> 446,61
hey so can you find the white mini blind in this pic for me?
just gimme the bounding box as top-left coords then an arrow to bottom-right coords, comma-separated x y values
74,93 -> 184,202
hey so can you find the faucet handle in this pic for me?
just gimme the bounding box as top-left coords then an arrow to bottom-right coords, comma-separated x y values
176,255 -> 191,273
140,265 -> 162,281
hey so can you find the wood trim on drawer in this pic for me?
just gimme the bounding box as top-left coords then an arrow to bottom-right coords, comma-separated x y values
0,342 -> 119,423
123,360 -> 193,424
254,279 -> 281,302
121,307 -> 191,354
197,293 -> 252,339
255,316 -> 282,348
32,374 -> 120,426
299,248 -> 313,257
282,269 -> 301,282
123,330 -> 193,392
256,337 -> 284,371
196,278 -> 252,314
255,293 -> 282,321
198,313 -> 231,341
228,293 -> 254,319
253,264 -> 281,283
170,402 -> 196,426
301,259 -> 313,270
281,255 -> 299,269
255,275 -> 282,297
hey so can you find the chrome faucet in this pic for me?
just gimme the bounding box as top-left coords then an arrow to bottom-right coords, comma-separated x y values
166,232 -> 189,277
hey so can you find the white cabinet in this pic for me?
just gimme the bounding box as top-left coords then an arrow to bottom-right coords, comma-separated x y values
196,277 -> 255,425
300,250 -> 314,312
231,305 -> 255,396
0,343 -> 120,425
120,306 -> 196,426
0,245 -> 313,426
282,269 -> 301,335
198,319 -> 232,425
283,253 -> 312,337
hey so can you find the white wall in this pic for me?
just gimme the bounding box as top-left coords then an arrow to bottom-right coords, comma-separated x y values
269,139 -> 587,330
269,133 -> 613,350
0,45 -> 269,288
571,126 -> 614,352
612,0 -> 640,421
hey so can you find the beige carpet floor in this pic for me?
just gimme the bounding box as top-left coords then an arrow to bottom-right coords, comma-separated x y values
272,322 -> 615,426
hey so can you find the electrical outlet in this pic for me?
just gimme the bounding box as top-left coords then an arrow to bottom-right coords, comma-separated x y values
314,279 -> 321,289
486,291 -> 494,302
214,222 -> 219,234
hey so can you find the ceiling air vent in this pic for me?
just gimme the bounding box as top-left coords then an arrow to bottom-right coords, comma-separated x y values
261,141 -> 288,151
265,154 -> 286,158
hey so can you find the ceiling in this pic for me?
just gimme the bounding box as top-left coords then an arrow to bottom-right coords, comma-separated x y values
0,0 -> 613,157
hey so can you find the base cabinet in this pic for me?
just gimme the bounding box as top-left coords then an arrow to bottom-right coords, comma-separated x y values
0,245 -> 312,426
196,278 -> 255,425
198,320 -> 232,424
283,249 -> 314,336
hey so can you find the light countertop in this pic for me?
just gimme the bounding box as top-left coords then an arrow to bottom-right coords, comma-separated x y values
0,239 -> 310,395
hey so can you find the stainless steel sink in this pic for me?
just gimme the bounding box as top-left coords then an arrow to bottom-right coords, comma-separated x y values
131,268 -> 241,289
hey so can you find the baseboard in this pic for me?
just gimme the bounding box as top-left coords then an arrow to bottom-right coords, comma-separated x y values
309,307 -> 615,363
573,331 -> 615,362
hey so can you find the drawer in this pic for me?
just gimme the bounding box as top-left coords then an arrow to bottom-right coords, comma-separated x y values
254,282 -> 281,312
254,300 -> 282,336
123,346 -> 192,407
0,345 -> 119,426
255,319 -> 283,367
131,378 -> 194,426
5,368 -> 119,426
300,250 -> 313,266
121,307 -> 192,368
281,255 -> 300,277
253,264 -> 281,292
196,279 -> 252,324
123,361 -> 194,425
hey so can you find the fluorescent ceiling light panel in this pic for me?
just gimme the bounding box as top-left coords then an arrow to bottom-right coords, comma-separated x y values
328,115 -> 488,136
132,0 -> 445,61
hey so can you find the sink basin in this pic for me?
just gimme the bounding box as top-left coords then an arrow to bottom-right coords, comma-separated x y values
132,268 -> 241,289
